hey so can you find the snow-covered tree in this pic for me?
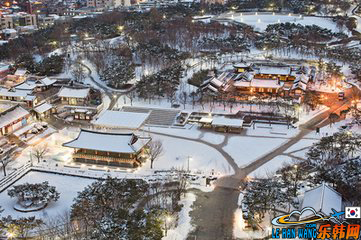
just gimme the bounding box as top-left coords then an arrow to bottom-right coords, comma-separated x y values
101,57 -> 134,89
8,181 -> 60,209
71,178 -> 163,239
36,54 -> 65,76
1,216 -> 42,239
71,57 -> 86,83
244,179 -> 292,225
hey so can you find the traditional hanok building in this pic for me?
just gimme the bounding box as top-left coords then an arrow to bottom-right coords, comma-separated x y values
63,129 -> 151,168
289,74 -> 310,96
0,87 -> 37,107
33,102 -> 54,119
58,87 -> 90,105
233,78 -> 283,94
199,116 -> 243,133
0,104 -> 31,136
6,68 -> 28,83
200,62 -> 312,97
253,65 -> 296,81
15,77 -> 57,92
233,62 -> 253,73
211,117 -> 243,133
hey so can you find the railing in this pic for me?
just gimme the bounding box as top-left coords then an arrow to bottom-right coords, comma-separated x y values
0,162 -> 32,193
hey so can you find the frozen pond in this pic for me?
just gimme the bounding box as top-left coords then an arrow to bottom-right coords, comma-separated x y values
222,13 -> 342,33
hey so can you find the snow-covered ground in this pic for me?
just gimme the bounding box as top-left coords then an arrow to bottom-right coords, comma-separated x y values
223,136 -> 287,167
233,208 -> 271,239
163,192 -> 196,240
223,13 -> 343,33
140,134 -> 234,175
0,171 -> 95,220
245,123 -> 299,138
248,155 -> 294,179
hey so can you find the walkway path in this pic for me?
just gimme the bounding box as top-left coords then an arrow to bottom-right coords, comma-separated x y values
188,90 -> 352,240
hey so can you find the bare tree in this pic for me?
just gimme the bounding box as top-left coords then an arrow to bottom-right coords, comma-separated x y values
0,157 -> 11,177
71,61 -> 86,83
178,91 -> 187,109
147,140 -> 164,169
32,144 -> 49,164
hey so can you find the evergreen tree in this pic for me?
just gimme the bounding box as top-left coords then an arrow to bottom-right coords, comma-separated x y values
71,178 -> 163,239
101,57 -> 135,89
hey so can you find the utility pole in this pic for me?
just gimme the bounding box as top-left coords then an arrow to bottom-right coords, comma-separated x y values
187,156 -> 191,172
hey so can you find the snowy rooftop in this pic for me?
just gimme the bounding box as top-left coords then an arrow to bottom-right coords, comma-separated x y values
300,183 -> 342,220
0,87 -> 33,98
93,110 -> 150,129
234,62 -> 251,68
2,28 -> 16,33
199,117 -> 213,124
251,79 -> 282,88
0,105 -> 30,129
212,117 -> 243,128
33,102 -> 53,114
255,66 -> 291,75
63,129 -> 151,153
58,87 -> 90,99
14,69 -> 27,76
16,77 -> 57,90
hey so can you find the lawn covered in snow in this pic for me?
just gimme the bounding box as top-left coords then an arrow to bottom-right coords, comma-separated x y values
248,155 -> 294,179
223,136 -> 287,167
140,134 -> 234,175
0,171 -> 95,220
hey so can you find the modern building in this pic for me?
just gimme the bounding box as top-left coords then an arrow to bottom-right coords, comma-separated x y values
63,129 -> 151,167
0,105 -> 31,136
0,13 -> 37,30
86,0 -> 131,8
0,15 -> 13,30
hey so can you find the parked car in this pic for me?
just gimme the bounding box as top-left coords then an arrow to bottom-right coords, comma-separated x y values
0,148 -> 4,154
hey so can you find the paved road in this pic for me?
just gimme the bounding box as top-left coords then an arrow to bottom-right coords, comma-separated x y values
80,62 -> 125,110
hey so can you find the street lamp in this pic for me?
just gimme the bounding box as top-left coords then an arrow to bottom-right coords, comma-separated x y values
187,156 -> 192,172
7,232 -> 15,239
118,25 -> 124,32
165,215 -> 172,236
